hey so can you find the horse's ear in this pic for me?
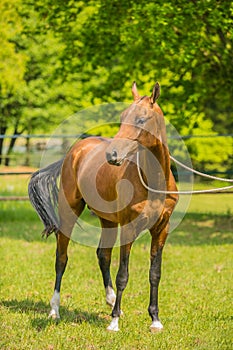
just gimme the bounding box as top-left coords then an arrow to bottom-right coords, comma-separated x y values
132,81 -> 140,101
150,82 -> 160,104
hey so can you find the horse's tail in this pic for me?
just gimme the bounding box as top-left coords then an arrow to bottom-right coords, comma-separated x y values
28,158 -> 64,237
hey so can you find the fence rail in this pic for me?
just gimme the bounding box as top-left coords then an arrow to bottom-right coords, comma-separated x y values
0,172 -> 33,175
1,133 -> 233,139
1,133 -> 233,169
1,133 -> 232,200
1,192 -> 232,202
0,196 -> 29,201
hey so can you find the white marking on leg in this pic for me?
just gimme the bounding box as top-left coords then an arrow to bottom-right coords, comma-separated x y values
48,290 -> 60,319
105,286 -> 124,316
105,286 -> 116,308
107,317 -> 119,332
150,320 -> 163,332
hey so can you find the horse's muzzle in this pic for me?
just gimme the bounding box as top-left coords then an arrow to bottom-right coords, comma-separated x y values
106,139 -> 139,166
106,149 -> 124,166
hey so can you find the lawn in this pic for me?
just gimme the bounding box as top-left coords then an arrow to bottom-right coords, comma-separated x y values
0,172 -> 232,349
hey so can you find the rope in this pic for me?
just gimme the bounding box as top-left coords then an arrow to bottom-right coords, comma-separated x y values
136,153 -> 233,195
170,156 -> 233,183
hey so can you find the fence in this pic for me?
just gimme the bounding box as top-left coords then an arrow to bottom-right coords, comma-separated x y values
0,133 -> 233,200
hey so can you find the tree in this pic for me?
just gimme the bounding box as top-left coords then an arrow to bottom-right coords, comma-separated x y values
0,0 -> 26,164
1,0 -> 232,171
34,0 -> 232,172
36,0 -> 232,125
0,0 -> 82,165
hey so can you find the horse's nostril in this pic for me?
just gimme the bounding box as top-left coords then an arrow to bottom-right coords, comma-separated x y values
111,150 -> 117,161
106,149 -> 118,165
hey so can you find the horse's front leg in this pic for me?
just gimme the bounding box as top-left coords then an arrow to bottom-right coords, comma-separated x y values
49,232 -> 70,320
107,227 -> 134,332
96,219 -> 118,308
148,225 -> 169,331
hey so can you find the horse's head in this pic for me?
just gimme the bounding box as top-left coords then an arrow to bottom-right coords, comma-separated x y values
106,82 -> 167,166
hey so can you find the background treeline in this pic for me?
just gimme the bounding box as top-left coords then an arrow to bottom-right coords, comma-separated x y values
0,0 -> 232,171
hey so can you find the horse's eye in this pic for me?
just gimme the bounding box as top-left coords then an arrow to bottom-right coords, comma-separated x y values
136,117 -> 146,125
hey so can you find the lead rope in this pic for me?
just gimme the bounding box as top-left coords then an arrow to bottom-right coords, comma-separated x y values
136,152 -> 233,195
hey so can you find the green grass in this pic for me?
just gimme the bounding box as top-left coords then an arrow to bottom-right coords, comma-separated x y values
0,175 -> 232,349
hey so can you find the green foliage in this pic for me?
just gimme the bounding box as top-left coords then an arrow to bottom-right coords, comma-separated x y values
0,0 -> 26,97
0,2 -> 72,133
0,0 -> 232,170
181,115 -> 233,172
0,0 -> 84,165
39,0 -> 232,128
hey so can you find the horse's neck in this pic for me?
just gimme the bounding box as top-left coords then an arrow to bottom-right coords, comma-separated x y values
139,142 -> 170,191
150,143 -> 170,181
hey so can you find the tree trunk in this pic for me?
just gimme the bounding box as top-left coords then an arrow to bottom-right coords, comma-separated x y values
24,137 -> 30,166
4,135 -> 18,166
0,126 -> 7,165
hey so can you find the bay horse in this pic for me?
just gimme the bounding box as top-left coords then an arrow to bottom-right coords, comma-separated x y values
28,82 -> 178,332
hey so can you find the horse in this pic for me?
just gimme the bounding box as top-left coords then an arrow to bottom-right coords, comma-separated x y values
28,82 -> 179,332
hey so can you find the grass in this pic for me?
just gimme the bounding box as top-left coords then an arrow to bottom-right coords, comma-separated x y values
0,173 -> 232,349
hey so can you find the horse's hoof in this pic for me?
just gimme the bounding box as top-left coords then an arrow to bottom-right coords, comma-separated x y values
150,320 -> 163,333
107,325 -> 119,332
107,317 -> 119,332
48,310 -> 60,321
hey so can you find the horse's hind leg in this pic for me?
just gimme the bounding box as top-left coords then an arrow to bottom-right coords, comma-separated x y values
96,218 -> 118,308
49,232 -> 70,319
49,179 -> 85,319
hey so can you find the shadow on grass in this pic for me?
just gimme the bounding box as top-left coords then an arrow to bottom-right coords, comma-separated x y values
0,203 -> 46,242
1,203 -> 232,246
0,299 -> 108,331
135,211 -> 233,246
168,211 -> 233,246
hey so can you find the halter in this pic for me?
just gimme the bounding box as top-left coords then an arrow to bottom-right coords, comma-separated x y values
136,152 -> 233,195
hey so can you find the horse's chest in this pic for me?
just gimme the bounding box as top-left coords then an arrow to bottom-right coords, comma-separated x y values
78,155 -> 164,226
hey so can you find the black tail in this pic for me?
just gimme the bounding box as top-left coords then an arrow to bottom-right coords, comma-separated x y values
28,159 -> 64,237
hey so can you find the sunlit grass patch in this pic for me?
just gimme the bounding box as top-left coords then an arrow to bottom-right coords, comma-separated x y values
0,175 -> 232,349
